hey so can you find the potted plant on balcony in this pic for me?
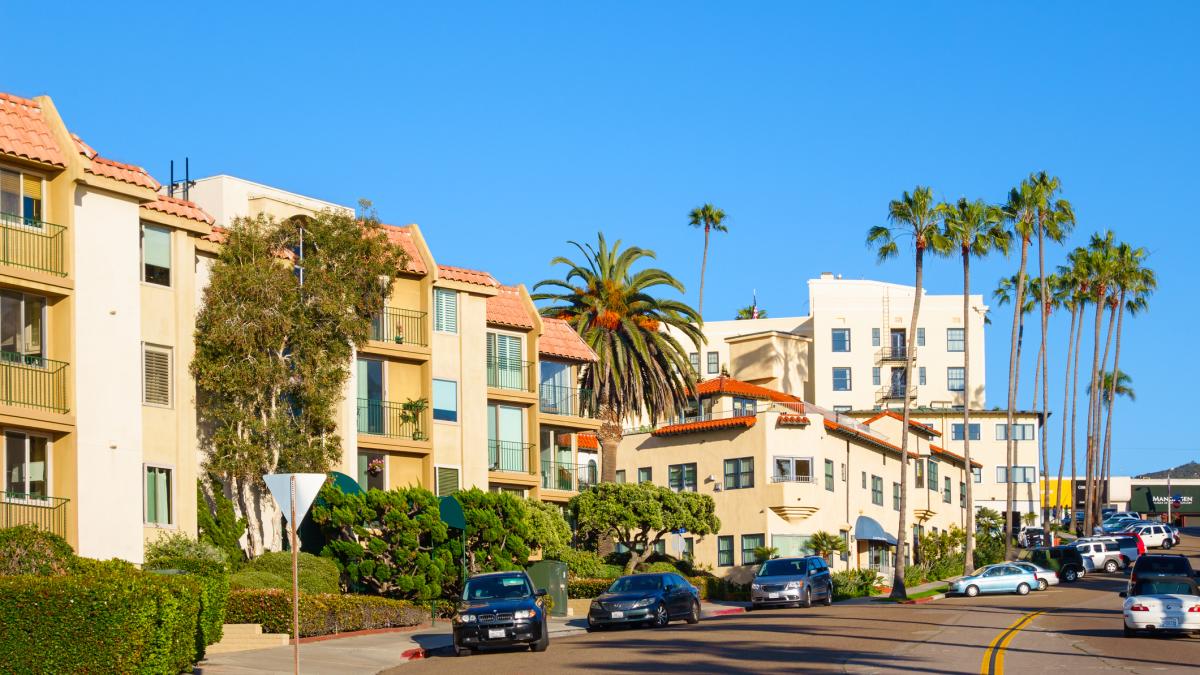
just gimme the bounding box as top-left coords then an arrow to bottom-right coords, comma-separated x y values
366,457 -> 385,477
400,397 -> 429,440
394,321 -> 405,345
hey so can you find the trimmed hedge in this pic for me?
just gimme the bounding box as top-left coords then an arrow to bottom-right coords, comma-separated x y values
144,557 -> 230,652
231,551 -> 340,595
0,524 -> 75,576
700,577 -> 749,601
225,589 -> 426,637
0,569 -> 201,674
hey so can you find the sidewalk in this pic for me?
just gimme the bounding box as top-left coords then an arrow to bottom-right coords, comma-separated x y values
836,578 -> 953,606
196,601 -> 750,674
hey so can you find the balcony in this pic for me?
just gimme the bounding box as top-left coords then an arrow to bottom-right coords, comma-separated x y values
0,353 -> 69,413
369,307 -> 427,347
486,358 -> 534,391
489,440 -> 533,474
356,398 -> 427,441
876,346 -> 913,362
538,385 -> 591,417
0,213 -> 67,277
766,477 -> 820,522
541,460 -> 598,492
877,385 -> 917,401
1,492 -> 68,538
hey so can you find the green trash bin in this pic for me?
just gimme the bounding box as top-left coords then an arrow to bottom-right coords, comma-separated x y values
526,560 -> 568,617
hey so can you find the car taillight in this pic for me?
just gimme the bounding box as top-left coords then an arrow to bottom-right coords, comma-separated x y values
1129,604 -> 1150,612
1188,606 -> 1200,613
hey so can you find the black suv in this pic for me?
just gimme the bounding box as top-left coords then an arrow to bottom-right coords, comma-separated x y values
1127,554 -> 1197,595
1018,545 -> 1087,582
453,571 -> 548,656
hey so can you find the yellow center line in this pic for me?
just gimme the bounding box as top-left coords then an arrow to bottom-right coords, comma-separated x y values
980,610 -> 1044,675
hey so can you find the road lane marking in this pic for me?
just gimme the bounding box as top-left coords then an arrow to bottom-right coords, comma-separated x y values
980,610 -> 1044,675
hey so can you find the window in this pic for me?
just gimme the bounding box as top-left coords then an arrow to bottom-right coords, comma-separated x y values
141,224 -> 172,286
653,540 -> 666,555
943,476 -> 951,503
917,327 -> 925,347
997,466 -> 1036,483
0,290 -> 45,362
972,466 -> 982,483
773,456 -> 813,482
872,367 -> 881,386
996,424 -> 1035,441
706,351 -> 719,374
947,328 -> 965,352
951,423 -> 980,441
144,465 -> 173,526
689,352 -> 700,374
892,482 -> 901,511
861,471 -> 867,489
832,367 -> 852,391
831,328 -> 851,352
717,536 -> 734,567
615,470 -> 626,484
436,466 -> 460,496
871,475 -> 883,506
927,459 -> 939,492
824,459 -> 834,491
742,534 -> 765,565
840,530 -> 850,562
960,481 -> 966,507
947,367 -> 965,392
638,467 -> 652,483
358,452 -> 388,491
487,332 -> 526,389
142,344 -> 172,407
871,327 -> 880,347
832,405 -> 852,413
914,459 -> 925,488
4,431 -> 47,497
683,537 -> 694,560
919,367 -> 927,386
434,288 -> 458,333
732,397 -> 757,417
724,457 -> 754,489
433,379 -> 458,422
1,169 -> 44,223
668,463 -> 697,492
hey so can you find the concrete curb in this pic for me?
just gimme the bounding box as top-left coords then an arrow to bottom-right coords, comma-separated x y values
706,607 -> 747,617
898,593 -> 946,605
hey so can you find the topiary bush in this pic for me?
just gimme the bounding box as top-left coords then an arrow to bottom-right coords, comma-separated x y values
233,551 -> 340,594
225,589 -> 426,637
0,525 -> 76,576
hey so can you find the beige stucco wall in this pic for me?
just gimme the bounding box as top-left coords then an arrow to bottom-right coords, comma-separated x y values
431,284 -> 492,492
187,175 -> 351,227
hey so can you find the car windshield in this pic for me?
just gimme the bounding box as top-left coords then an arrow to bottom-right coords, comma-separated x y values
463,575 -> 532,600
608,575 -> 664,593
1137,558 -> 1192,574
1133,580 -> 1197,596
758,559 -> 808,577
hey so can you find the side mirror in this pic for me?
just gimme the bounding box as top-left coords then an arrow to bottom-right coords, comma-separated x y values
535,588 -> 548,597
1118,592 -> 1127,598
809,568 -> 819,576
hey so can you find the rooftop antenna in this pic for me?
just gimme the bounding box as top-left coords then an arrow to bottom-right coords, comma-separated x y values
167,158 -> 196,201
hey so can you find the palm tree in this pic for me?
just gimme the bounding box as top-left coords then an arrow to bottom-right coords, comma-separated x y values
935,197 -> 1010,575
1090,370 -> 1135,408
809,530 -> 847,563
1052,267 -> 1082,523
1081,231 -> 1119,534
866,185 -> 947,599
532,233 -> 703,494
993,274 -> 1038,402
688,204 -> 727,317
1056,248 -> 1091,531
735,305 -> 767,320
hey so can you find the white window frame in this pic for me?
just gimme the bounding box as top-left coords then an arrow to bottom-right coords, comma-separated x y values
434,288 -> 458,333
3,429 -> 51,501
142,343 -> 173,408
432,378 -> 459,423
143,463 -> 175,527
772,456 -> 814,483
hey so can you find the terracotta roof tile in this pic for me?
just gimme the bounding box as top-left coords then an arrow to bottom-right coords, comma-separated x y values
203,225 -> 227,244
823,418 -> 916,459
696,376 -> 802,403
141,194 -> 214,225
777,414 -> 811,426
576,433 -> 599,450
930,444 -> 982,469
539,318 -> 598,363
438,264 -> 500,288
380,224 -> 428,275
0,93 -> 66,167
71,133 -> 159,190
487,285 -> 535,329
652,415 -> 756,437
862,411 -> 941,437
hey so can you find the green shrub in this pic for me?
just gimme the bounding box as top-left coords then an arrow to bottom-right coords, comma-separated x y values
567,577 -> 614,598
71,557 -> 138,575
198,476 -> 248,570
0,524 -> 76,576
0,567 -> 202,674
239,551 -> 340,594
225,589 -> 426,637
145,532 -> 226,568
638,561 -> 679,574
702,577 -> 750,601
145,557 -> 230,652
551,548 -> 621,579
831,569 -> 880,601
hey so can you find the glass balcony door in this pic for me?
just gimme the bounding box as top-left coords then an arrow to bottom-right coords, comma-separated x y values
357,358 -> 385,435
487,332 -> 524,389
487,403 -> 526,472
889,329 -> 906,359
0,290 -> 45,366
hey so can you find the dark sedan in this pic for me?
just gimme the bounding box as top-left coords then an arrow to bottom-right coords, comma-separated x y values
453,571 -> 549,656
587,572 -> 701,631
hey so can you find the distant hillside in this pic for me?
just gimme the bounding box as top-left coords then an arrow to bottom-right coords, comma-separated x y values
1137,461 -> 1200,479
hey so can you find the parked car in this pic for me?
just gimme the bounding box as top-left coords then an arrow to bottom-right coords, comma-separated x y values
1098,515 -> 1140,534
749,555 -> 833,610
1011,561 -> 1060,591
1078,535 -> 1141,566
453,571 -> 548,656
1166,524 -> 1182,547
587,573 -> 701,631
1074,539 -> 1128,573
1121,575 -> 1200,637
1101,508 -> 1117,520
1019,545 -> 1090,582
1123,522 -> 1175,549
1128,554 -> 1198,596
948,564 -> 1039,597
1018,527 -> 1046,548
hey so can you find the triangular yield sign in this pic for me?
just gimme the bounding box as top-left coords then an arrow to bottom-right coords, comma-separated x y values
263,473 -> 328,523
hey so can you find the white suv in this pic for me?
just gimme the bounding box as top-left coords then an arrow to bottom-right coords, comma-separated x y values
1126,523 -> 1174,549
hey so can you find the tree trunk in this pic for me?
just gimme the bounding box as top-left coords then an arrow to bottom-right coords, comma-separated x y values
1056,305 -> 1078,523
961,249 -> 976,575
891,247 -> 924,600
1037,218 -> 1051,527
1004,235 -> 1030,560
1082,286 -> 1107,535
1092,301 -> 1118,524
699,224 -> 710,317
236,475 -> 264,558
597,405 -> 623,556
1101,292 -> 1127,499
1069,304 -> 1083,534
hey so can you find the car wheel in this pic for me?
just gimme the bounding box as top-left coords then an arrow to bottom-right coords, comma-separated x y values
652,602 -> 670,628
1105,560 -> 1119,574
530,621 -> 549,652
686,600 -> 700,625
749,602 -> 759,611
965,585 -> 980,598
801,588 -> 812,609
823,588 -> 833,606
1162,539 -> 1173,550
1038,579 -> 1048,591
1063,568 -> 1078,583
1016,583 -> 1030,596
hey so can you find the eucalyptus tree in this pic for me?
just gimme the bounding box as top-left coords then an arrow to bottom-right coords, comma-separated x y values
532,233 -> 703,488
688,203 -> 727,317
867,186 -> 948,599
936,197 -> 1010,575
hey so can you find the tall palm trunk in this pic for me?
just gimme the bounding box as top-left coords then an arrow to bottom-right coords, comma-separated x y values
891,247 -> 925,600
698,224 -> 710,316
1082,288 -> 1108,534
961,248 -> 976,575
1037,225 -> 1051,528
1101,292 -> 1127,499
1090,302 -> 1117,524
1056,305 -> 1078,523
596,405 -> 622,555
1068,305 -> 1084,533
1004,235 -> 1030,560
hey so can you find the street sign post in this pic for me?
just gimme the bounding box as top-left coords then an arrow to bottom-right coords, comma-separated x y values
264,473 -> 327,675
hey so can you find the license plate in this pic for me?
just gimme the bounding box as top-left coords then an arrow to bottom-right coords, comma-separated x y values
768,593 -> 780,599
1162,619 -> 1178,628
610,611 -> 624,618
487,629 -> 506,639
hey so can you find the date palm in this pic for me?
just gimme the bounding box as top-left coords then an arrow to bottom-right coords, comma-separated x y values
867,185 -> 948,599
688,203 -> 727,317
809,530 -> 847,563
936,197 -> 1009,575
532,233 -> 703,492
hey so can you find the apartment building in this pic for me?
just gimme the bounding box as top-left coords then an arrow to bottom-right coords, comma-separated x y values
616,376 -> 976,581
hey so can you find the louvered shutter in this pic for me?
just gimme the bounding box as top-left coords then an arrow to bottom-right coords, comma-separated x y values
436,466 -> 460,496
434,289 -> 457,333
0,170 -> 18,215
143,345 -> 171,406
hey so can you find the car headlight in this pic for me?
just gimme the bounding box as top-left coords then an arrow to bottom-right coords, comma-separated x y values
456,613 -> 476,624
751,583 -> 761,590
513,609 -> 535,620
590,600 -> 601,609
785,581 -> 801,590
633,597 -> 655,608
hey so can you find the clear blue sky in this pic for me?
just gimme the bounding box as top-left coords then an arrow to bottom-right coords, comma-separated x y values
8,3 -> 1195,477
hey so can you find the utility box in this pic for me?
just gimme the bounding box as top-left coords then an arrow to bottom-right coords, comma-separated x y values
526,560 -> 568,617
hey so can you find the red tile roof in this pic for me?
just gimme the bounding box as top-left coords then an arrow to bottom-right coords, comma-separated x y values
823,418 -> 917,460
438,264 -> 499,288
203,225 -> 227,244
539,318 -> 598,363
576,433 -> 599,450
71,133 -> 159,190
652,415 -> 756,437
862,411 -> 941,437
695,376 -> 801,403
777,414 -> 811,426
0,93 -> 66,167
141,194 -> 214,225
380,224 -> 428,275
930,444 -> 982,469
487,285 -> 535,329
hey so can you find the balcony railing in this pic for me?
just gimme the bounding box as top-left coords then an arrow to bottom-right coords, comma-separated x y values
0,213 -> 67,277
489,440 -> 533,473
357,398 -> 427,441
0,353 -> 69,413
878,385 -> 917,400
538,385 -> 591,417
486,358 -> 534,391
876,346 -> 912,362
540,460 -> 598,491
370,307 -> 427,347
770,474 -> 816,484
1,492 -> 68,538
